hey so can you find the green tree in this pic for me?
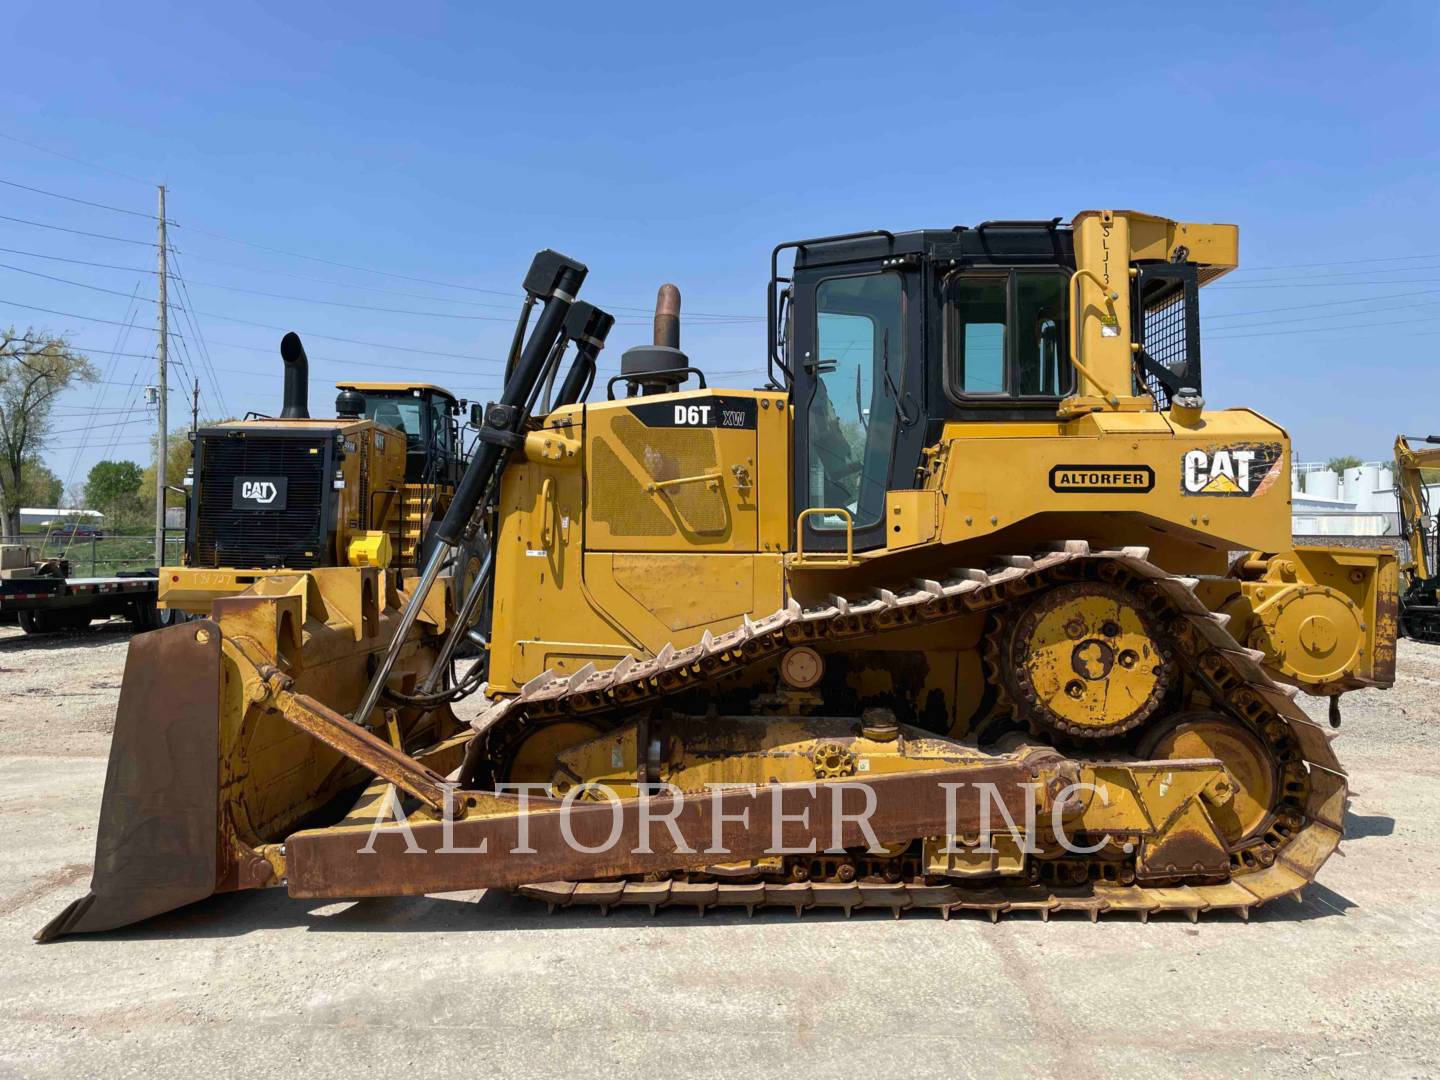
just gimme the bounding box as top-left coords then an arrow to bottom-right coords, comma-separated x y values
19,458 -> 63,509
85,459 -> 145,529
140,419 -> 235,520
141,427 -> 196,521
1327,455 -> 1364,475
0,328 -> 98,540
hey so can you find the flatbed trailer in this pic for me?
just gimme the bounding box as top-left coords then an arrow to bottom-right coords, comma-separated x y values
0,572 -> 161,634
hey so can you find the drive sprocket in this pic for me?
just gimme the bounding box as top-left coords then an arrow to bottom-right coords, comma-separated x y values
1004,580 -> 1173,739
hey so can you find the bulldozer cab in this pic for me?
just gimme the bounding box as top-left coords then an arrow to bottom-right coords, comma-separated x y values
337,382 -> 464,486
777,218 -> 1216,554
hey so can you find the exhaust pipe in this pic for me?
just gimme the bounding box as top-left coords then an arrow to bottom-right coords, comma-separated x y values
654,283 -> 681,350
280,331 -> 310,419
618,284 -> 693,396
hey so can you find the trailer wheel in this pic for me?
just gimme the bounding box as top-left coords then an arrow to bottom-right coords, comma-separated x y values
128,602 -> 160,632
18,609 -> 90,634
17,610 -> 51,635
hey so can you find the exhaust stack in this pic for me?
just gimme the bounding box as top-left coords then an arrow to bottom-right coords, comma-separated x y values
279,331 -> 310,419
654,283 -> 681,350
619,284 -> 693,396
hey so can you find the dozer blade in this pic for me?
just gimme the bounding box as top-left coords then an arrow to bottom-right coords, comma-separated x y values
35,620 -> 221,942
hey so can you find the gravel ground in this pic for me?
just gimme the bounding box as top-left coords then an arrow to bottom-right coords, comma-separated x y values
0,623 -> 1436,1079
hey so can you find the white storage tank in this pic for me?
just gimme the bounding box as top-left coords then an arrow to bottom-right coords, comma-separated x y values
1349,465 -> 1382,512
1307,469 -> 1339,501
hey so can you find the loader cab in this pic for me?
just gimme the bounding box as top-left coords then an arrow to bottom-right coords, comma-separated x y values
777,224 -> 1090,553
336,382 -> 464,485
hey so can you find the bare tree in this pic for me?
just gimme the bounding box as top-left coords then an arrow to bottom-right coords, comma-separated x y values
0,328 -> 97,540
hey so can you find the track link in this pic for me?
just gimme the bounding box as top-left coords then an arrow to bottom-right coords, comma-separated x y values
474,542 -> 1349,920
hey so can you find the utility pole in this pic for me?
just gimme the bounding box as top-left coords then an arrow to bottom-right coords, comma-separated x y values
154,185 -> 168,567
191,377 -> 200,434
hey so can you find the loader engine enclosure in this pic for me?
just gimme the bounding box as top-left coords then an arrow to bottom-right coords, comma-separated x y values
188,424 -> 341,570
42,214 -> 1400,941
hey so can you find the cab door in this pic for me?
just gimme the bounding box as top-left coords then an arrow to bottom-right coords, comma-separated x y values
791,265 -> 926,552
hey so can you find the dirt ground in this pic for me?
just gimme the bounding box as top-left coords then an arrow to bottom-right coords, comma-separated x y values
0,620 -> 1437,1079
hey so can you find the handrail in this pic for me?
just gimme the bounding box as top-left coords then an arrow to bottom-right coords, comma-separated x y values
644,471 -> 722,495
1067,268 -> 1121,406
539,476 -> 555,548
794,507 -> 854,565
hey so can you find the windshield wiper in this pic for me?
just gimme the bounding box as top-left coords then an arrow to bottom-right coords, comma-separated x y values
880,329 -> 917,427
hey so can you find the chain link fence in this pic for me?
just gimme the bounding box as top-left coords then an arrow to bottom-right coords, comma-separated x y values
26,530 -> 185,578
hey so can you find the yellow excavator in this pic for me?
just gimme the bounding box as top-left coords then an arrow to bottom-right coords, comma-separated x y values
39,213 -> 1397,939
1393,434 -> 1440,642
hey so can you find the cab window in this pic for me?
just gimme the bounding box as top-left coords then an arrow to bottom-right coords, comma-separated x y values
806,273 -> 904,531
430,397 -> 451,454
946,270 -> 1071,400
365,393 -> 424,447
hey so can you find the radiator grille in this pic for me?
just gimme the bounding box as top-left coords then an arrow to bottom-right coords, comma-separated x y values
193,433 -> 329,568
590,437 -> 674,537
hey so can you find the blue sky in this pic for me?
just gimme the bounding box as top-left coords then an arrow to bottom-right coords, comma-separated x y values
2,1 -> 1436,498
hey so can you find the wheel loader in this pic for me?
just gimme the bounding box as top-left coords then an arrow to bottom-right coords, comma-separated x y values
161,330 -> 478,616
39,211 -> 1398,940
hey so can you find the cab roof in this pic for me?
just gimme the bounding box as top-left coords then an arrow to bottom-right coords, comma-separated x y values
336,381 -> 456,397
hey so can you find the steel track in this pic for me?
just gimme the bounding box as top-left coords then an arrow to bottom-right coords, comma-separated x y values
473,542 -> 1348,920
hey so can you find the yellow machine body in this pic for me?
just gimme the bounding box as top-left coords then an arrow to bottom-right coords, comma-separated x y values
488,382 -> 1394,706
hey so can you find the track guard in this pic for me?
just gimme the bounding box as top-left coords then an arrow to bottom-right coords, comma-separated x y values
36,620 -> 221,942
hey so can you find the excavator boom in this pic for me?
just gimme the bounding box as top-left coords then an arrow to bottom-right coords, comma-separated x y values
1393,434 -> 1440,641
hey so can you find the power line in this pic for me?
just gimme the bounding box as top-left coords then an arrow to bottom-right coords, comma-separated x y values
92,290 -> 149,472
1206,287 -> 1440,320
50,404 -> 149,414
0,293 -> 507,365
165,246 -> 230,417
1211,278 -> 1440,290
171,222 -> 762,319
1207,297 -> 1440,334
0,176 -> 163,222
0,243 -> 759,324
0,205 -> 762,319
0,246 -> 151,277
0,130 -> 154,186
1232,251 -> 1440,272
0,212 -> 154,247
47,416 -> 152,437
1210,313 -> 1440,341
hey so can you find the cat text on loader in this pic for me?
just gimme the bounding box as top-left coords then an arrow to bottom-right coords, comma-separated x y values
161,331 -> 471,615
40,215 -> 1397,941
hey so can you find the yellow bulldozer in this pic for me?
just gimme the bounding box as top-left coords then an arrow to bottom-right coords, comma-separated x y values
39,213 -> 1397,939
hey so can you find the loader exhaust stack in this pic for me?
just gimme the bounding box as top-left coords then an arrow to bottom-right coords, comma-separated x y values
279,331 -> 310,419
